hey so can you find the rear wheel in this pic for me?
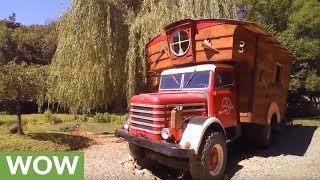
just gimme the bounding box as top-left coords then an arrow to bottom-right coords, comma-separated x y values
258,124 -> 272,147
189,132 -> 227,180
271,114 -> 283,133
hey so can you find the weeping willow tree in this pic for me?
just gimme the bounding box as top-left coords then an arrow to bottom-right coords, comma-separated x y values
126,0 -> 237,98
48,0 -> 129,113
49,0 -> 237,113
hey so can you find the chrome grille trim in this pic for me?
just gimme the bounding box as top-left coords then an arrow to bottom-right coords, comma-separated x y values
131,114 -> 165,121
130,102 -> 206,134
130,120 -> 165,128
130,126 -> 161,134
183,108 -> 206,113
130,103 -> 165,108
166,103 -> 206,107
131,109 -> 165,114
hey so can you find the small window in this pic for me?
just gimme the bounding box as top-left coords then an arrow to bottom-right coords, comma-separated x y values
275,64 -> 282,84
170,30 -> 190,56
215,71 -> 233,89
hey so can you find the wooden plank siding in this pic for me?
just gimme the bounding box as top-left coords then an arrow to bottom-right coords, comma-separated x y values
145,19 -> 293,124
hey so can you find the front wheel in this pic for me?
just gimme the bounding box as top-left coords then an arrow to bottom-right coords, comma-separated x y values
128,143 -> 155,169
189,132 -> 227,180
128,143 -> 144,160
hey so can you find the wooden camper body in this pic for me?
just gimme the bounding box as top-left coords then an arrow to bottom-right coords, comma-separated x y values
146,19 -> 293,125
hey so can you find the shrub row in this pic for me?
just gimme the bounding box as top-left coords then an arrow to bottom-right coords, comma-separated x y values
0,110 -> 128,127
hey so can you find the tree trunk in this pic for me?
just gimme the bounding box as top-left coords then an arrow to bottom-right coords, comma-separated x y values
16,101 -> 24,135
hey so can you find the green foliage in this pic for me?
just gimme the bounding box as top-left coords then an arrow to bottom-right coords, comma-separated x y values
0,13 -> 56,132
0,114 -> 82,127
0,63 -> 47,104
48,0 -> 129,113
43,109 -> 63,124
48,0 -> 237,113
108,113 -> 128,124
289,0 -> 320,39
51,116 -> 63,124
93,113 -> 108,123
0,111 -> 9,115
44,109 -> 53,122
306,72 -> 320,92
73,115 -> 88,122
238,0 -> 320,93
90,113 -> 128,123
0,18 -> 57,65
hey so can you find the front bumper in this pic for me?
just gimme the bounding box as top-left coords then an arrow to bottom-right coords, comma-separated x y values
115,129 -> 195,158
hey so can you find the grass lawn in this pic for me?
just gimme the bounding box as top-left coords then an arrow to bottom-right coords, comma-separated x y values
0,114 -> 125,151
292,118 -> 320,127
1,113 -> 318,152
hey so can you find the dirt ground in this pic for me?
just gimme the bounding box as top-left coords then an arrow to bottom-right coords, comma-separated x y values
84,124 -> 320,180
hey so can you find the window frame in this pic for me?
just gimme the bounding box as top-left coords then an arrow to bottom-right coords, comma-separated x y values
214,69 -> 235,90
169,30 -> 191,57
274,62 -> 283,84
159,73 -> 183,91
159,71 -> 212,91
182,71 -> 212,90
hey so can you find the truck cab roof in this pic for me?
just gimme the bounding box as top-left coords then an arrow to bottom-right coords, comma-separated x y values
161,64 -> 233,75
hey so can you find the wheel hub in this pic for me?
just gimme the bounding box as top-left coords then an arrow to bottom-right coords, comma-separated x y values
209,147 -> 218,171
208,144 -> 223,176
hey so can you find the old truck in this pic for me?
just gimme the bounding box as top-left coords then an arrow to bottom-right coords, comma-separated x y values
115,19 -> 293,179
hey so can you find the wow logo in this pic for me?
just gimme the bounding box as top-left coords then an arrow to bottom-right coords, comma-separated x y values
0,152 -> 84,180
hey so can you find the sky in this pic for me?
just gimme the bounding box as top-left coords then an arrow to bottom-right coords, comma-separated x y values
0,0 -> 71,25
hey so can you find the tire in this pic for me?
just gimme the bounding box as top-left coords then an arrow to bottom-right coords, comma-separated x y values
128,143 -> 144,160
128,143 -> 155,169
272,114 -> 283,134
189,132 -> 227,180
258,124 -> 272,147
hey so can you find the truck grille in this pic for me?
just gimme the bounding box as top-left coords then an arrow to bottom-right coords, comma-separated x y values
129,104 -> 166,135
129,103 -> 206,136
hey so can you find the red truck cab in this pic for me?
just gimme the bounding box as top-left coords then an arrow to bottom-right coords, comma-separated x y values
116,19 -> 293,179
129,64 -> 238,141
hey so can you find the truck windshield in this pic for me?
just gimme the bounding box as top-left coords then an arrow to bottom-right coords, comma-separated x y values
160,71 -> 210,90
183,71 -> 210,89
159,73 -> 182,89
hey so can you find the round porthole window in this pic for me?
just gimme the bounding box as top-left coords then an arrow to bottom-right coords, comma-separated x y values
170,30 -> 190,56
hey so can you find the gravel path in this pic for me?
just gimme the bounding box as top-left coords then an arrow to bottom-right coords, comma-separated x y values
84,135 -> 140,180
227,125 -> 320,179
84,125 -> 320,180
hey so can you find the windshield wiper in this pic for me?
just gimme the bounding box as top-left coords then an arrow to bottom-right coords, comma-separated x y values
170,73 -> 180,86
185,71 -> 197,87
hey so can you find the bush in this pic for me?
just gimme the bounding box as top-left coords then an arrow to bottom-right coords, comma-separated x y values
109,114 -> 128,124
43,109 -> 63,124
90,113 -> 128,123
27,118 -> 38,125
286,92 -> 320,118
73,115 -> 88,122
44,109 -> 52,123
93,113 -> 108,123
0,111 -> 9,115
59,126 -> 71,132
51,116 -> 63,124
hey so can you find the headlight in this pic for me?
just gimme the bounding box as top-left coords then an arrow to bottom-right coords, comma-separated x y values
123,120 -> 130,130
161,128 -> 171,140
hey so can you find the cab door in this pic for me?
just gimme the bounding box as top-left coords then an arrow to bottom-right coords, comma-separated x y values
213,68 -> 238,128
